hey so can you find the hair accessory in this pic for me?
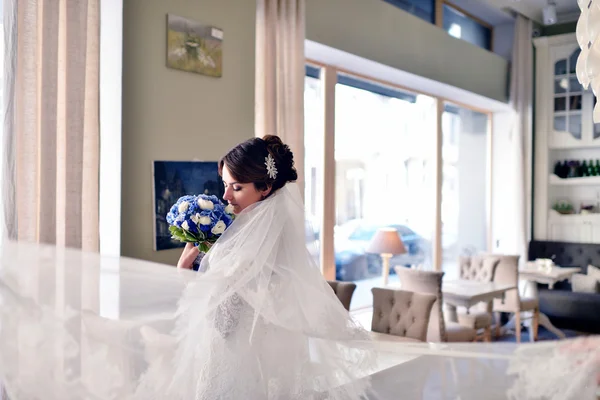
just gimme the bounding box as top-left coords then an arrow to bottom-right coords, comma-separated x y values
265,153 -> 278,179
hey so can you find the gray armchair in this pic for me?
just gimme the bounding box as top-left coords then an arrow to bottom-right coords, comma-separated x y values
459,255 -> 499,282
456,255 -> 499,342
492,255 -> 539,342
371,288 -> 437,342
395,266 -> 477,342
327,280 -> 357,311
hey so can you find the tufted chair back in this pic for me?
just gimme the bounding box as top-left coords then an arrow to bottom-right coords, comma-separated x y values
491,255 -> 521,310
327,280 -> 357,311
371,288 -> 437,342
394,266 -> 447,342
459,255 -> 499,282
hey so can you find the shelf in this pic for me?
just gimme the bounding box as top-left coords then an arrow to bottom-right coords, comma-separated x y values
549,142 -> 600,149
549,174 -> 600,185
553,111 -> 581,116
549,209 -> 600,221
553,93 -> 583,98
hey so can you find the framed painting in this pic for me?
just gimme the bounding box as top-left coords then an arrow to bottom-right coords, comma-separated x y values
153,161 -> 224,251
166,14 -> 223,77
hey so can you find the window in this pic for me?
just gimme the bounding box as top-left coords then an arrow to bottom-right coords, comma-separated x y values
304,66 -> 324,267
441,103 -> 489,279
333,74 -> 436,309
382,0 -> 435,24
304,62 -> 495,309
442,3 -> 492,51
382,0 -> 493,51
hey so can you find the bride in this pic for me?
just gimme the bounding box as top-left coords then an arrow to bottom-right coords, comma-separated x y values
131,134 -> 599,400
134,134 -> 378,399
0,135 -> 598,399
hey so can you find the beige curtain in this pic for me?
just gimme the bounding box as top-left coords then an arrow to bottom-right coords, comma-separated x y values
3,0 -> 100,251
255,0 -> 306,194
508,15 -> 533,264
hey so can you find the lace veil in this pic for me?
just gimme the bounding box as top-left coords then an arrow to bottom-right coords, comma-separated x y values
0,183 -> 598,399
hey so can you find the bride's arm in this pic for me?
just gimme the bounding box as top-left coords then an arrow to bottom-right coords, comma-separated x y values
214,291 -> 245,338
208,225 -> 283,339
177,243 -> 198,269
211,258 -> 255,338
212,261 -> 269,339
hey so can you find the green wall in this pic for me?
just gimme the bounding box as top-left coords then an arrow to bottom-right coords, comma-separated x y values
306,0 -> 509,102
121,0 -> 256,264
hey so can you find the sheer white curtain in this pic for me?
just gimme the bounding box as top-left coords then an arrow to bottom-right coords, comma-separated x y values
1,0 -> 100,251
508,15 -> 533,263
255,0 -> 305,194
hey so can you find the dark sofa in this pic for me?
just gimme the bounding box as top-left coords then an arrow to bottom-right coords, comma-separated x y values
528,240 -> 600,334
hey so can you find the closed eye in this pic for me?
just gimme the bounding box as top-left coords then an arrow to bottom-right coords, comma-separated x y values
224,182 -> 242,192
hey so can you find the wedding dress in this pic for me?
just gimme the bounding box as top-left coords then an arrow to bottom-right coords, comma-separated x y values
133,183 -> 376,399
0,184 -> 598,399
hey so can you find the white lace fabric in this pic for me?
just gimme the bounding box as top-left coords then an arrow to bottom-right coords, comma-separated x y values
130,184 -> 377,399
0,184 -> 598,399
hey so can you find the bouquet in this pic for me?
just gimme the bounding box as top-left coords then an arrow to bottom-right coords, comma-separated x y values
166,194 -> 235,270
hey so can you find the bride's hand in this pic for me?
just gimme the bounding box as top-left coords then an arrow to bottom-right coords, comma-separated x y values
177,243 -> 199,269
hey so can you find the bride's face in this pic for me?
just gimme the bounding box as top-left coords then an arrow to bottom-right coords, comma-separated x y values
221,164 -> 269,214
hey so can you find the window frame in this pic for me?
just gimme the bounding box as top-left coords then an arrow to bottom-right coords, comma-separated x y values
381,0 -> 496,52
304,60 -> 494,280
382,0 -> 436,24
435,0 -> 494,52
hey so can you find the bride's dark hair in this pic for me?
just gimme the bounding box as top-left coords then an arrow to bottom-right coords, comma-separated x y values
219,135 -> 298,197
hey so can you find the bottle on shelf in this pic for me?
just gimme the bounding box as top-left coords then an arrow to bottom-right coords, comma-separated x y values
554,161 -> 567,178
590,159 -> 598,176
555,159 -> 600,178
586,160 -> 596,176
581,160 -> 589,177
568,160 -> 580,178
561,160 -> 570,177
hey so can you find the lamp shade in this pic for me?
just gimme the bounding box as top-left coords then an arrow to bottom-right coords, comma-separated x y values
365,228 -> 407,255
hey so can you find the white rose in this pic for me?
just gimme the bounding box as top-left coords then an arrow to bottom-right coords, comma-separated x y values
197,198 -> 214,210
224,204 -> 234,214
199,216 -> 211,225
178,201 -> 190,213
181,221 -> 190,231
190,213 -> 201,225
211,220 -> 227,235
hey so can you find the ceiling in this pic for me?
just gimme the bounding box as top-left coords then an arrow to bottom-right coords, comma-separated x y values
483,0 -> 581,25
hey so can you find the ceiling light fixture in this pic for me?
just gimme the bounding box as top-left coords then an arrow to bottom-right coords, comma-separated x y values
576,0 -> 600,122
543,1 -> 557,25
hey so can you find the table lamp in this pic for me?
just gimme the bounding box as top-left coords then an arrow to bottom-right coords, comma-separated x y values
366,227 -> 406,286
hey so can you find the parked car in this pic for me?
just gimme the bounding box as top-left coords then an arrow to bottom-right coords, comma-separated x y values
334,220 -> 430,281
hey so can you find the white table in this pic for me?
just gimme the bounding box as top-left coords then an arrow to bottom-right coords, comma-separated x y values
504,266 -> 581,340
519,266 -> 581,290
388,279 -> 516,322
442,280 -> 516,311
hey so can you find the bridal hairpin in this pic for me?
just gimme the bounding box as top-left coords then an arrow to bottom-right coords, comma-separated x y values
265,153 -> 278,179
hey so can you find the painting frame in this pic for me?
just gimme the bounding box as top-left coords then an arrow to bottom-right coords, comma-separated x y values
166,13 -> 223,77
152,161 -> 225,251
